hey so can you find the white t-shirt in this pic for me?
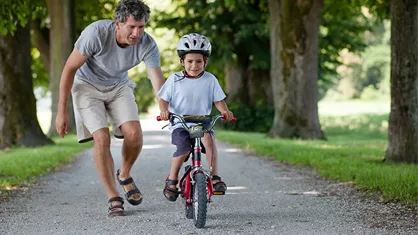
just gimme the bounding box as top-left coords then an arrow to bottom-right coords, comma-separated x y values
157,71 -> 226,131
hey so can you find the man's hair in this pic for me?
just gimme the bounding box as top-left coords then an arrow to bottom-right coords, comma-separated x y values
114,0 -> 151,23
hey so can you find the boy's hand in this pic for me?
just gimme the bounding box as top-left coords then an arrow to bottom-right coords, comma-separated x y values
222,110 -> 234,121
160,109 -> 170,121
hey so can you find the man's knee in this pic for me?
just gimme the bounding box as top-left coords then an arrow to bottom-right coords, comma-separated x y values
122,122 -> 142,142
93,129 -> 111,149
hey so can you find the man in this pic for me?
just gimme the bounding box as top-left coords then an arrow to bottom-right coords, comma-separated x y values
55,0 -> 164,216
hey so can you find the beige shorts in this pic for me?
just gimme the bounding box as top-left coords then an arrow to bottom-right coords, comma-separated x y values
71,77 -> 139,143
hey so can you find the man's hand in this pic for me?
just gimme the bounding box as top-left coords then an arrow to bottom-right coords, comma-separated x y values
159,109 -> 170,121
55,112 -> 69,138
222,110 -> 234,121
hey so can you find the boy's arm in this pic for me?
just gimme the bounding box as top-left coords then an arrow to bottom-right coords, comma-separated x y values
214,100 -> 234,121
159,98 -> 170,120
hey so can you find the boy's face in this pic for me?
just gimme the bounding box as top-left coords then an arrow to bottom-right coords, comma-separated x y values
181,53 -> 208,77
115,16 -> 146,47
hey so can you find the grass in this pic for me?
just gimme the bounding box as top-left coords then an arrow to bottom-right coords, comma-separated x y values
216,114 -> 418,206
0,135 -> 92,192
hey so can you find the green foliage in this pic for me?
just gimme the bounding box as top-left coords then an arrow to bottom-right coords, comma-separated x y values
217,114 -> 418,205
152,0 -> 389,97
74,0 -> 116,36
31,48 -> 49,96
215,102 -> 274,133
323,20 -> 390,101
318,0 -> 376,94
132,75 -> 155,114
152,0 -> 270,78
0,0 -> 31,35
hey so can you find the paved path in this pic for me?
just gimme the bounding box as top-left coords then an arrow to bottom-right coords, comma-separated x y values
0,119 -> 416,235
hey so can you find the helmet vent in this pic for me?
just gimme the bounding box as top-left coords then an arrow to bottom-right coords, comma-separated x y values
185,43 -> 190,48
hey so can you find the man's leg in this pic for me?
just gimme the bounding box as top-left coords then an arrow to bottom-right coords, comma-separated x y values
92,128 -> 120,199
118,120 -> 143,199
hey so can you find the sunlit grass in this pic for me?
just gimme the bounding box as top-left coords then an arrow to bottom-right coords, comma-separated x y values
217,114 -> 418,205
0,135 -> 92,190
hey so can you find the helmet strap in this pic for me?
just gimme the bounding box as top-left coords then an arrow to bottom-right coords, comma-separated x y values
183,71 -> 204,78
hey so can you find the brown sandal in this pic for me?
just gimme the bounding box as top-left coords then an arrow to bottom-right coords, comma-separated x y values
163,177 -> 179,202
108,197 -> 125,216
116,169 -> 143,205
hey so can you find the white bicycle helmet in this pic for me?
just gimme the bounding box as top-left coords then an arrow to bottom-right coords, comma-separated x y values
177,33 -> 212,58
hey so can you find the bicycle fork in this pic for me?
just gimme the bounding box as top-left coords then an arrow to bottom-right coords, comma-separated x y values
180,137 -> 214,205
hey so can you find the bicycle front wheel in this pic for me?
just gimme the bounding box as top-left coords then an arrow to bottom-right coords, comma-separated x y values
192,172 -> 208,228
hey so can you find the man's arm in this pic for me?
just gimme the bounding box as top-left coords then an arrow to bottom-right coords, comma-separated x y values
146,67 -> 165,95
55,48 -> 88,137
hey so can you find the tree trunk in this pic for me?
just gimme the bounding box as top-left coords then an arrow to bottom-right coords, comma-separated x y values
47,0 -> 76,136
268,0 -> 325,139
248,68 -> 273,105
31,21 -> 50,72
225,62 -> 249,104
0,24 -> 52,149
385,0 -> 418,164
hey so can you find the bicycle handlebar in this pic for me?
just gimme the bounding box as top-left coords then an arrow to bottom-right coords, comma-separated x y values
157,113 -> 236,130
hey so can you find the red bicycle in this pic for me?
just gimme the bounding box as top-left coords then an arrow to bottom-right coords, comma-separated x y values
157,113 -> 236,228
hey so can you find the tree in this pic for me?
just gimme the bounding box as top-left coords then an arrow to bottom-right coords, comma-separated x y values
0,1 -> 51,148
31,0 -> 117,135
268,0 -> 325,139
153,0 -> 272,106
385,0 -> 418,163
46,0 -> 76,136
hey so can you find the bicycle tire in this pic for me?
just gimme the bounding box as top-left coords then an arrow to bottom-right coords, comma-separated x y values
192,172 -> 208,228
185,182 -> 194,219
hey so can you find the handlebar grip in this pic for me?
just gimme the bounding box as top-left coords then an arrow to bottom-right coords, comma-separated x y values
221,116 -> 237,122
156,116 -> 162,121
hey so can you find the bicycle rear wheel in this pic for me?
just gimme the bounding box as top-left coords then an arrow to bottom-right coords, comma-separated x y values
192,172 -> 208,228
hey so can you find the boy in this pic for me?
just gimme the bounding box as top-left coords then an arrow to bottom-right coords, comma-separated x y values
158,33 -> 234,201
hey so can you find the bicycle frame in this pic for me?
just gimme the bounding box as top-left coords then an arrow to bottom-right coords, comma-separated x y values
157,113 -> 237,228
179,134 -> 215,205
157,113 -> 233,204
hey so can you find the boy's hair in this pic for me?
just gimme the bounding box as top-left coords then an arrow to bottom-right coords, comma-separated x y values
114,0 -> 151,23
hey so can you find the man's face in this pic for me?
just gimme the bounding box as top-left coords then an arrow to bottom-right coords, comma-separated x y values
116,16 -> 146,46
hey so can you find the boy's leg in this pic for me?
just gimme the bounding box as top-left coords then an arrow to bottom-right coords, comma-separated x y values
164,129 -> 192,201
202,133 -> 227,193
168,152 -> 189,182
201,133 -> 219,180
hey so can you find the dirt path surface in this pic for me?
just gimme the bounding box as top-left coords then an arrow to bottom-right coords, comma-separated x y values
0,118 -> 417,235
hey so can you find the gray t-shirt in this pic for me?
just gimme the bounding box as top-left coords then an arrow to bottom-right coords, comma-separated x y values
75,20 -> 160,86
157,71 -> 226,131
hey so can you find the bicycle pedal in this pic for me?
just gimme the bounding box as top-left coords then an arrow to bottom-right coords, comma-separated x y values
213,191 -> 225,195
